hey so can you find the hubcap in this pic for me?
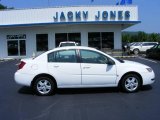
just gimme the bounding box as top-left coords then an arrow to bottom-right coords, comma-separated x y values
134,50 -> 139,55
37,79 -> 52,94
125,77 -> 138,92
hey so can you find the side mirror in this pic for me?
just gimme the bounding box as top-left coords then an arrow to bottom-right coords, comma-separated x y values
107,59 -> 115,65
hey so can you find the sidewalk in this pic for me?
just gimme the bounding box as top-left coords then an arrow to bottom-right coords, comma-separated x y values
106,50 -> 136,58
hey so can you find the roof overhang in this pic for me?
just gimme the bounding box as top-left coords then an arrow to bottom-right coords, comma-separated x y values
0,5 -> 140,30
0,21 -> 141,29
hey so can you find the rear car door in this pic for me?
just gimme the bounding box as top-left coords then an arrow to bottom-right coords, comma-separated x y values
80,50 -> 117,85
47,49 -> 81,86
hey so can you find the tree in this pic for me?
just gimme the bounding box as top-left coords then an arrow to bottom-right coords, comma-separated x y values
0,4 -> 7,9
0,3 -> 13,10
137,31 -> 148,42
148,33 -> 160,42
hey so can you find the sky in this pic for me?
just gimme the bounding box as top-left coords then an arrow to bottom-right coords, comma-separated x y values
0,0 -> 159,33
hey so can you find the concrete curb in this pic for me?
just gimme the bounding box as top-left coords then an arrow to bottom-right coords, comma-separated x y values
113,56 -> 136,58
0,58 -> 15,62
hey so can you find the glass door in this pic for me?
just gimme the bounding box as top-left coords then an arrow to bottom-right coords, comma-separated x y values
7,40 -> 26,56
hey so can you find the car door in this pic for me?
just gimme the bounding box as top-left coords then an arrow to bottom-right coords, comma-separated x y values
80,50 -> 117,85
47,49 -> 81,86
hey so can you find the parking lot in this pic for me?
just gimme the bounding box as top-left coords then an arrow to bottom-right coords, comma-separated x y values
0,57 -> 160,120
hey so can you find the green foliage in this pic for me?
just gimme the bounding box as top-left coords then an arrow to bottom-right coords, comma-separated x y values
0,4 -> 7,9
0,4 -> 13,10
122,31 -> 160,43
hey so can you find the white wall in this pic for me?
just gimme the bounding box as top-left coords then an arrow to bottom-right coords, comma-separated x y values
0,24 -> 121,59
0,6 -> 138,26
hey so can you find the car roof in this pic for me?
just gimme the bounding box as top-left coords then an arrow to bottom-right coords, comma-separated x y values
36,46 -> 120,64
50,46 -> 97,52
141,42 -> 158,43
60,41 -> 76,43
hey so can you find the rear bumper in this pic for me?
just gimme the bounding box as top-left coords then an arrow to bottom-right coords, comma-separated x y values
14,72 -> 34,87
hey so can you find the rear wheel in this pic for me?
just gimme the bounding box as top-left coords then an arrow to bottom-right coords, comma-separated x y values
121,74 -> 141,93
133,49 -> 139,55
33,77 -> 56,96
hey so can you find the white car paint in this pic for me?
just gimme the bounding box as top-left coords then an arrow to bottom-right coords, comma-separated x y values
14,46 -> 155,92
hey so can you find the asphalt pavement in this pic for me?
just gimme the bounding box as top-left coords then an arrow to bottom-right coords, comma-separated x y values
0,58 -> 160,120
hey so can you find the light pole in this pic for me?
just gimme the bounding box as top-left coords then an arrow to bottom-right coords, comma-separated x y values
48,0 -> 50,6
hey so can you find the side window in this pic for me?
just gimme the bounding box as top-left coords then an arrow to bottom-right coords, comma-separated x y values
149,43 -> 157,46
80,50 -> 109,64
48,50 -> 77,63
134,43 -> 141,46
143,43 -> 157,46
48,52 -> 56,62
142,43 -> 149,46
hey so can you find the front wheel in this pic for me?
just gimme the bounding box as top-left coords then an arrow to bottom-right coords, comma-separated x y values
33,77 -> 56,96
121,74 -> 141,93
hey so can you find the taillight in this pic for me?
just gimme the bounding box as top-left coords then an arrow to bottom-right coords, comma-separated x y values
18,61 -> 26,70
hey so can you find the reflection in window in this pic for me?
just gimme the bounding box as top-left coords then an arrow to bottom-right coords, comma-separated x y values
68,33 -> 81,45
55,33 -> 81,47
88,32 -> 101,49
7,41 -> 18,56
36,34 -> 48,51
55,33 -> 67,47
88,32 -> 114,50
80,50 -> 108,64
20,40 -> 26,56
102,32 -> 114,49
7,40 -> 26,56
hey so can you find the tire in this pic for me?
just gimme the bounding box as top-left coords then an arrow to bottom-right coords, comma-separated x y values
121,74 -> 141,93
133,49 -> 139,55
33,77 -> 56,96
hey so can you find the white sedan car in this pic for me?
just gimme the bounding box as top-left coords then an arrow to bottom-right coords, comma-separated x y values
15,46 -> 155,96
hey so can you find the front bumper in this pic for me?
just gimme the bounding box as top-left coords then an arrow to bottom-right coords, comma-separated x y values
141,71 -> 155,85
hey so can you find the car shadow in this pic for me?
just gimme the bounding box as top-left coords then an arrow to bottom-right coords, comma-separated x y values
18,85 -> 153,95
18,86 -> 35,95
141,85 -> 153,91
18,86 -> 120,95
56,87 -> 120,95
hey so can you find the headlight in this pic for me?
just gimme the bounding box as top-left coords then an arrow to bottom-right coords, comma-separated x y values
146,68 -> 153,72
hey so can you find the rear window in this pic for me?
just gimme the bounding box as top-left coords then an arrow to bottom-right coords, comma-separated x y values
133,43 -> 142,46
48,50 -> 77,63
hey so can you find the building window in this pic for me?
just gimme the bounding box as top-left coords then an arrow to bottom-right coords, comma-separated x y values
8,41 -> 18,56
88,32 -> 101,49
7,34 -> 26,56
19,40 -> 26,56
102,32 -> 114,49
68,33 -> 81,45
88,32 -> 114,50
55,33 -> 67,47
55,33 -> 81,47
36,34 -> 48,51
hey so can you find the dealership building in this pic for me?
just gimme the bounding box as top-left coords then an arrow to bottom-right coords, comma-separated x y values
0,5 -> 140,59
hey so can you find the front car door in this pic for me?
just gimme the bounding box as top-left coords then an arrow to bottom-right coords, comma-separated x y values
80,49 -> 117,86
47,49 -> 81,86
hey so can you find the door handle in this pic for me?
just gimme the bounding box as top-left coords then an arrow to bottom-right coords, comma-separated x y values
54,65 -> 59,68
83,66 -> 91,69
